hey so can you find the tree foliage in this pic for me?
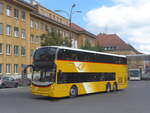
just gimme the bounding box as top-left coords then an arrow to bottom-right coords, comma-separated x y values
40,29 -> 70,47
80,40 -> 104,52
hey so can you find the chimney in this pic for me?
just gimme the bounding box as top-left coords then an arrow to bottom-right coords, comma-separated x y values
30,0 -> 38,5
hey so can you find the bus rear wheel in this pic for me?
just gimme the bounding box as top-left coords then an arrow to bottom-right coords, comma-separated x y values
70,86 -> 78,97
113,83 -> 118,91
106,83 -> 111,93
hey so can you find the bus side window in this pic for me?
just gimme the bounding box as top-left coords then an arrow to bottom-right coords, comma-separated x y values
71,53 -> 78,61
65,50 -> 72,60
58,49 -> 69,60
84,53 -> 90,62
77,52 -> 85,61
58,49 -> 63,60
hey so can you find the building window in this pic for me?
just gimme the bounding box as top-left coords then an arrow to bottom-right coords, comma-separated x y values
30,34 -> 34,42
0,23 -> 2,34
21,29 -> 26,39
71,39 -> 78,48
36,35 -> 40,44
65,32 -> 69,37
6,6 -> 11,16
6,44 -> 11,55
14,64 -> 19,73
30,49 -> 34,56
47,26 -> 52,32
75,40 -> 78,48
35,21 -> 39,29
21,47 -> 26,56
53,15 -> 55,20
21,11 -> 26,20
104,47 -> 108,51
49,13 -> 52,18
45,25 -> 48,31
6,64 -> 11,73
6,25 -> 11,36
0,3 -> 3,14
57,18 -> 60,23
0,43 -> 3,54
112,46 -> 117,50
14,27 -> 19,37
21,64 -> 26,71
60,19 -> 62,23
62,31 -> 65,37
38,36 -> 40,44
30,19 -> 34,28
14,45 -> 19,56
0,64 -> 2,73
40,23 -> 45,31
65,21 -> 68,25
14,8 -> 19,18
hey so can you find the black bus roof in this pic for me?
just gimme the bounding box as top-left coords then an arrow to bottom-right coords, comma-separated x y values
37,46 -> 126,58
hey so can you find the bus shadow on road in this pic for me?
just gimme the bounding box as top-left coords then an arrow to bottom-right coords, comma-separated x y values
30,90 -> 124,101
31,94 -> 75,101
31,96 -> 63,102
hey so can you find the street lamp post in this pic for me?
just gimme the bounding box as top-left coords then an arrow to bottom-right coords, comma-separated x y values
55,4 -> 81,47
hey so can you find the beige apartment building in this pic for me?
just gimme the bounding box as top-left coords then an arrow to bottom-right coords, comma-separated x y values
0,0 -> 96,77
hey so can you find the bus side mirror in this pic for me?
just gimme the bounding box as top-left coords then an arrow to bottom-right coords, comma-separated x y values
22,65 -> 34,81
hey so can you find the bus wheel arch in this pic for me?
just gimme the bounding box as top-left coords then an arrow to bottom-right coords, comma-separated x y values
106,82 -> 111,93
70,85 -> 78,97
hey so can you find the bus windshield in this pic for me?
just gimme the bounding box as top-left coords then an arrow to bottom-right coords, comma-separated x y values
32,68 -> 56,83
32,47 -> 57,84
129,70 -> 140,77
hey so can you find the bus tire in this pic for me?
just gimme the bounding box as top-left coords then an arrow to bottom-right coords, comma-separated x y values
106,83 -> 111,93
14,83 -> 18,88
70,86 -> 78,97
113,82 -> 118,91
1,83 -> 5,88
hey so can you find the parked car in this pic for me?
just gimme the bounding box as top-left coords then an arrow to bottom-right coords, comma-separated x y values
0,76 -> 18,88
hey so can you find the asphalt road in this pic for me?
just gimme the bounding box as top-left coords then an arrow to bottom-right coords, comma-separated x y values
0,81 -> 150,113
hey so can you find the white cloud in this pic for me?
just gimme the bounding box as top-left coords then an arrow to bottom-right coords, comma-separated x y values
84,0 -> 150,54
112,0 -> 148,5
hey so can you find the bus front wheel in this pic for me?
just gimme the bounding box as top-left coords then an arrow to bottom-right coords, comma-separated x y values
70,86 -> 78,97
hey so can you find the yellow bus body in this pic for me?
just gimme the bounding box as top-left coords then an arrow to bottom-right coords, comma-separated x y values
31,59 -> 128,98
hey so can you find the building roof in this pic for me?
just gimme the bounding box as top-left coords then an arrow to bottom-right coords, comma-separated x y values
35,4 -> 69,21
96,33 -> 142,54
71,23 -> 96,38
71,23 -> 85,32
16,0 -> 36,10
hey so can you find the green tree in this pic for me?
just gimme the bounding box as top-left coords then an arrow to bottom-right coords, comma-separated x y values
40,29 -> 70,47
80,40 -> 104,52
80,39 -> 92,50
92,44 -> 104,52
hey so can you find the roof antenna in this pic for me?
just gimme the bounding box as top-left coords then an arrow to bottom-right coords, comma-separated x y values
104,24 -> 108,34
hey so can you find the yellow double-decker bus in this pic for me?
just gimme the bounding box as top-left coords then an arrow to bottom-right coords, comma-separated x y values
29,46 -> 128,98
